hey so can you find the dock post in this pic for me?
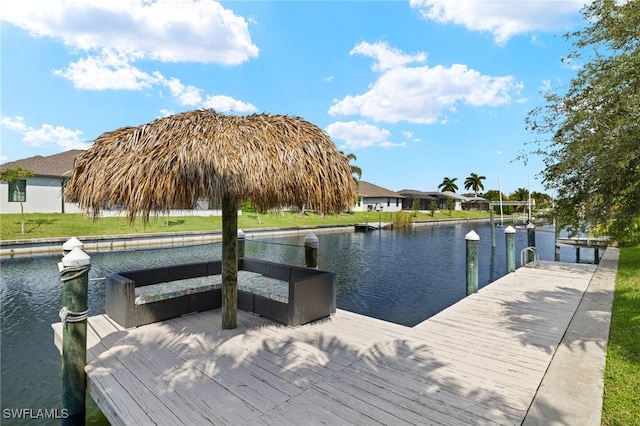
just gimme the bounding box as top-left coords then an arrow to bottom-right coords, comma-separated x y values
63,237 -> 84,255
526,222 -> 536,263
554,221 -> 561,261
505,225 -> 516,273
465,230 -> 479,295
237,229 -> 246,258
490,209 -> 496,248
304,232 -> 318,269
59,241 -> 90,426
576,246 -> 581,263
594,247 -> 600,263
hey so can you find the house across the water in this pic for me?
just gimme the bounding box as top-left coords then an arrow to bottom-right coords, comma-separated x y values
0,150 -> 83,214
352,181 -> 404,213
398,189 -> 489,211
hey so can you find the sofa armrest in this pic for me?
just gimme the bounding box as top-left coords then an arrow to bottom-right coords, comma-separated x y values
288,272 -> 336,326
105,273 -> 137,328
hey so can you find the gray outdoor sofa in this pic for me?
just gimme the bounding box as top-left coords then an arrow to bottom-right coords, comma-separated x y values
105,258 -> 336,329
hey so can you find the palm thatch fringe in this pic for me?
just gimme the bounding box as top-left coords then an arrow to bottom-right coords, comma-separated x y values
65,110 -> 356,220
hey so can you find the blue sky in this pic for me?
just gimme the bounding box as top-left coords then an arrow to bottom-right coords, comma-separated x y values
1,0 -> 586,195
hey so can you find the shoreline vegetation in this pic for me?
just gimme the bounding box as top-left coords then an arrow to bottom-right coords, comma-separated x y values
0,210 -> 494,242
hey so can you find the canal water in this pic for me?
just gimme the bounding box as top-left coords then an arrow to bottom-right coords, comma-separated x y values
0,222 -> 596,424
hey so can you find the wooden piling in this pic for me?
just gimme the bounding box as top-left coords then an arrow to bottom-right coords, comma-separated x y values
59,245 -> 90,426
465,230 -> 479,295
527,222 -> 536,263
304,232 -> 319,269
505,225 -> 516,273
490,209 -> 496,248
237,229 -> 246,259
554,220 -> 561,261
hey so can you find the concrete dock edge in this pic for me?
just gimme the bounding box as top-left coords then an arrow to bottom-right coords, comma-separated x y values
522,247 -> 619,426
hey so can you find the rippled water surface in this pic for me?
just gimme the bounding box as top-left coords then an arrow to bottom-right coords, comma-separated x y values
1,222 -> 596,424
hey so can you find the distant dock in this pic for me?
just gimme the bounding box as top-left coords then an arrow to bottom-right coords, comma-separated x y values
52,255 -> 617,425
556,236 -> 610,248
354,222 -> 392,231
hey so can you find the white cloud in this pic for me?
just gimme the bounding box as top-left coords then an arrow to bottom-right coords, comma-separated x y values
330,43 -> 523,124
158,109 -> 175,118
1,115 -> 90,151
3,0 -> 260,110
2,116 -> 28,132
1,0 -> 259,64
410,0 -> 584,45
54,49 -> 156,90
402,131 -> 421,142
202,95 -> 257,113
351,41 -> 426,72
163,77 -> 203,106
325,121 -> 404,150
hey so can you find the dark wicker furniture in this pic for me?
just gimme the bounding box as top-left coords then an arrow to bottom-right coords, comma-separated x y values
105,258 -> 336,328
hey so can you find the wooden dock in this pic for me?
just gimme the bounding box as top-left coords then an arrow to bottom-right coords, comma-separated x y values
354,222 -> 392,231
556,236 -> 610,248
53,261 -> 598,425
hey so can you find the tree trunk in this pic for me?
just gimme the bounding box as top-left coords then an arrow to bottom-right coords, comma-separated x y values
221,195 -> 238,329
20,201 -> 25,234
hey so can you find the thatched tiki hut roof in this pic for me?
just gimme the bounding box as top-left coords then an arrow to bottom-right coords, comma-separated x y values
65,109 -> 357,328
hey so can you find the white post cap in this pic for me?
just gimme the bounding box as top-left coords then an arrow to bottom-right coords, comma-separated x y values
61,247 -> 91,267
63,237 -> 84,251
505,225 -> 516,234
465,230 -> 480,241
237,229 -> 246,239
304,232 -> 319,248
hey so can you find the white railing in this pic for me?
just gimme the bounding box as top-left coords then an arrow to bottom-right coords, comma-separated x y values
521,247 -> 540,267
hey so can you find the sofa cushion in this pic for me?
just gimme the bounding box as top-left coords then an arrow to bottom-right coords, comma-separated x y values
237,271 -> 289,303
135,275 -> 222,305
134,270 -> 289,305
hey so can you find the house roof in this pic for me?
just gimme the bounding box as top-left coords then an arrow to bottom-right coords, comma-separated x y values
397,189 -> 438,200
357,181 -> 404,198
0,150 -> 85,178
420,191 -> 468,201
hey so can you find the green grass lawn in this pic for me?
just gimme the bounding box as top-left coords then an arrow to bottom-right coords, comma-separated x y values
602,246 -> 640,426
0,210 -> 491,241
602,246 -> 640,425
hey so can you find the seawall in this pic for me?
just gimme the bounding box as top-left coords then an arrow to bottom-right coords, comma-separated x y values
0,217 -> 492,257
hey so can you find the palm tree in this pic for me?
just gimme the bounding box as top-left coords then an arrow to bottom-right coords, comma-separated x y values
511,187 -> 530,213
438,177 -> 458,193
511,187 -> 529,201
464,173 -> 486,197
341,151 -> 362,184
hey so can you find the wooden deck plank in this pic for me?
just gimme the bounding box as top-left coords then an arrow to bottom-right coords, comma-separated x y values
53,260 -> 598,425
